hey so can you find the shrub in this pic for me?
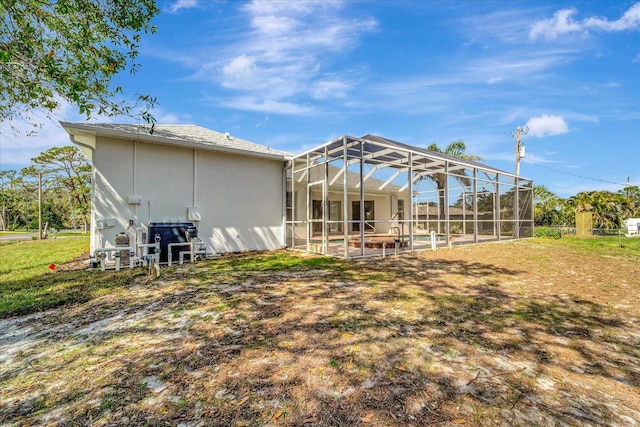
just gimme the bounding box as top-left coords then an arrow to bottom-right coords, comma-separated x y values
534,227 -> 562,239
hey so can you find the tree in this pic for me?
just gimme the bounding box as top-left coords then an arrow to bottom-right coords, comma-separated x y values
533,185 -> 565,226
0,0 -> 159,132
566,190 -> 634,229
619,185 -> 640,217
0,169 -> 19,230
423,141 -> 484,233
23,146 -> 91,232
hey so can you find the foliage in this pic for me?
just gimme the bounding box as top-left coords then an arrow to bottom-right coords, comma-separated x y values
533,185 -> 566,226
0,0 -> 159,131
619,185 -> 640,217
566,189 -> 639,229
0,146 -> 91,232
0,169 -> 38,230
534,226 -> 562,239
532,186 -> 639,229
24,146 -> 91,231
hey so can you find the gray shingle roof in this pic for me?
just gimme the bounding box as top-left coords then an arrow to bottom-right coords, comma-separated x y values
61,122 -> 293,160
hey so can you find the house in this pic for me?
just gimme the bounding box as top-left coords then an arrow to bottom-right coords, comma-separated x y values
63,123 -> 534,261
62,122 -> 292,259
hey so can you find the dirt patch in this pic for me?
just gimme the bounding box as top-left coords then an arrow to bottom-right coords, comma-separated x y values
1,240 -> 639,426
54,251 -> 91,272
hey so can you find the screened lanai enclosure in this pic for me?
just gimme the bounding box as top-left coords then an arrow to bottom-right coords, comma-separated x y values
285,134 -> 534,258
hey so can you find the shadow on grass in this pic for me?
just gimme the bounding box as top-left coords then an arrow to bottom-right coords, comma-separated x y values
0,268 -> 146,319
0,251 -> 638,426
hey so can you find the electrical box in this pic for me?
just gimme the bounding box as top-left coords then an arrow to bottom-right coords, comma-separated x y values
128,195 -> 142,204
519,146 -> 526,158
104,218 -> 116,227
188,206 -> 201,221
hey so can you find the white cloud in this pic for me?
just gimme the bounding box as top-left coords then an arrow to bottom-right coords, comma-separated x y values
168,0 -> 198,14
529,3 -> 640,40
221,54 -> 259,89
0,100 -> 191,170
153,109 -> 192,124
521,151 -> 557,164
221,96 -> 315,115
311,79 -> 351,99
584,3 -> 640,31
195,0 -> 377,114
1,122 -> 75,170
529,9 -> 583,41
0,100 -> 79,169
525,114 -> 569,137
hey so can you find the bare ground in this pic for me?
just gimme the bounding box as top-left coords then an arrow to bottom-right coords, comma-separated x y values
1,240 -> 639,426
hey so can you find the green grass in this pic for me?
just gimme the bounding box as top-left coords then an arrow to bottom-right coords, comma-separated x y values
54,232 -> 90,237
1,236 -> 636,320
0,242 -> 338,320
0,237 -> 90,280
557,235 -> 640,259
0,237 -> 145,318
211,250 -> 341,272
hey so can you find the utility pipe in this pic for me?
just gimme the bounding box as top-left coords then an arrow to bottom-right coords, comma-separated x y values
168,242 -> 192,266
93,246 -> 134,271
179,247 -> 207,264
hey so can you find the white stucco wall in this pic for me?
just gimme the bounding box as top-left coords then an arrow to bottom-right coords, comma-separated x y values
90,136 -> 286,255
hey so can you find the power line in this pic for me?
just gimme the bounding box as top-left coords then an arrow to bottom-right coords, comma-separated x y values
526,162 -> 631,187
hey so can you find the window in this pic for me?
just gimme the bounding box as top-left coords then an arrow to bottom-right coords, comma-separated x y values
352,201 -> 375,232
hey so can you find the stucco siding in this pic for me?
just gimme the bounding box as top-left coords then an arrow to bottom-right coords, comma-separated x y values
91,136 -> 286,256
92,137 -> 135,250
195,148 -> 284,253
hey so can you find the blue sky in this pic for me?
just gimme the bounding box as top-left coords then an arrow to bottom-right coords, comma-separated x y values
1,0 -> 639,198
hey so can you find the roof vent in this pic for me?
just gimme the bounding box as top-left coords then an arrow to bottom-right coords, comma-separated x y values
224,132 -> 231,140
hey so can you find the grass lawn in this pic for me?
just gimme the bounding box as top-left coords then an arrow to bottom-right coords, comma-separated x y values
0,237 -> 144,318
0,237 -> 639,426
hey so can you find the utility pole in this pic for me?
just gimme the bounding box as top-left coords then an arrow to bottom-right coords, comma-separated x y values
511,126 -> 528,176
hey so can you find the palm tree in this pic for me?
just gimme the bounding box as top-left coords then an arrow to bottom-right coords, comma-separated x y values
423,141 -> 484,233
567,190 -> 633,230
533,185 -> 565,226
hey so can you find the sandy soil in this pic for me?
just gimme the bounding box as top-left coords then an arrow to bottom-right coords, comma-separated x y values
1,239 -> 639,426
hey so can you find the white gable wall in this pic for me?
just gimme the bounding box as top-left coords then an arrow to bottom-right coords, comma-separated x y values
91,135 -> 286,255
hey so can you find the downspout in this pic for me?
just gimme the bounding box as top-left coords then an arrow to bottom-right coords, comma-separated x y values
444,161 -> 450,243
282,161 -> 288,248
132,141 -> 137,249
193,150 -> 196,206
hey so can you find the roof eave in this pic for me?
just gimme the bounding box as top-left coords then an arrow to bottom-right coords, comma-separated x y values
60,122 -> 292,162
